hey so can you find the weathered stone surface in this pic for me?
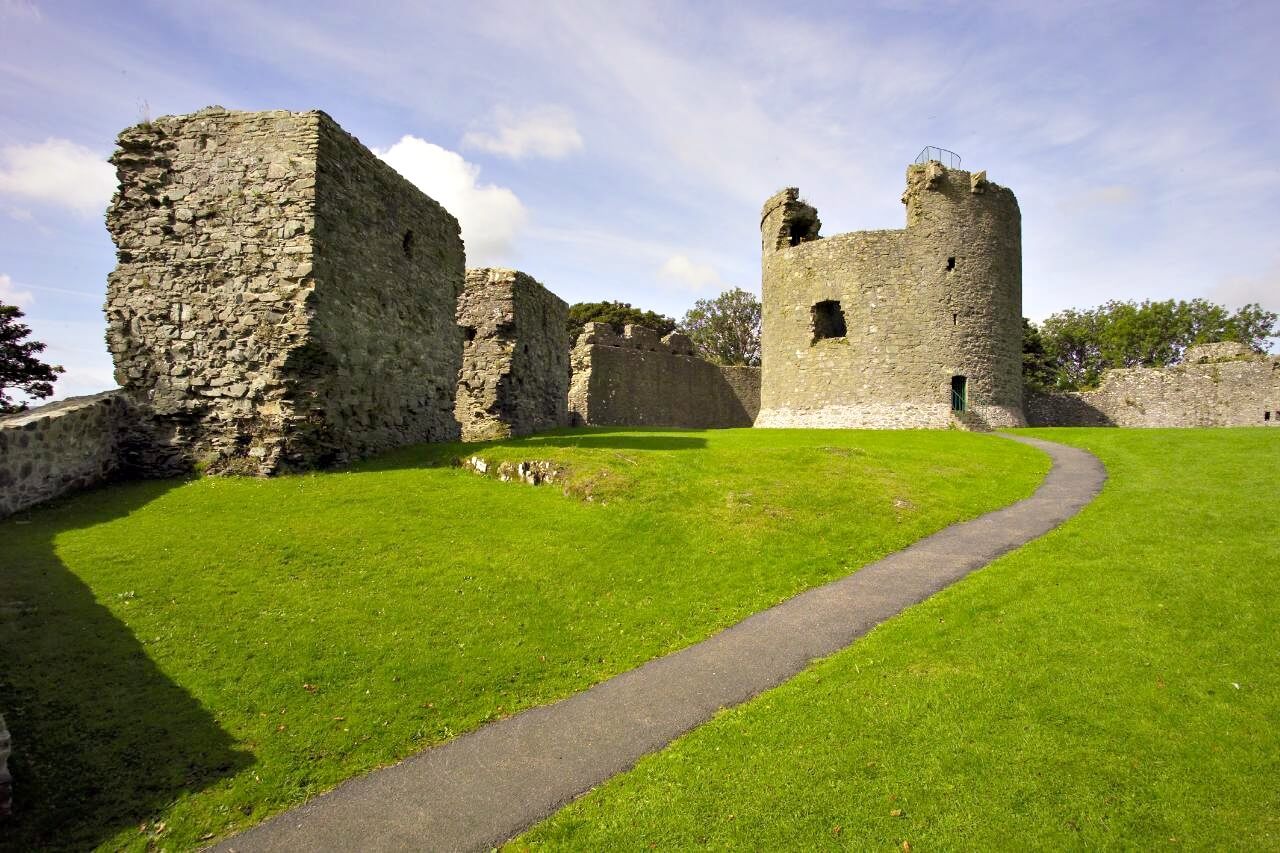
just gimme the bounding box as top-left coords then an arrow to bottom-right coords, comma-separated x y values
568,324 -> 760,428
0,392 -> 136,518
455,268 -> 570,442
460,455 -> 565,486
756,164 -> 1025,430
105,106 -> 464,475
1027,353 -> 1280,427
1184,341 -> 1253,365
0,711 -> 10,817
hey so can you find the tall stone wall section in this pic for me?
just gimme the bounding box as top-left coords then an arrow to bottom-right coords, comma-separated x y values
568,323 -> 759,428
0,392 -> 133,517
756,163 -> 1024,430
105,106 -> 464,475
455,268 -> 570,441
1027,345 -> 1280,428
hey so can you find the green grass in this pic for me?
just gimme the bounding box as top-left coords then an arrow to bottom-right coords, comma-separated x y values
0,427 -> 1045,851
516,428 -> 1280,849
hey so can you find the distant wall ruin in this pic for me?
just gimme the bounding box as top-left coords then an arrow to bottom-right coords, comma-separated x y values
105,106 -> 464,475
455,268 -> 570,441
1026,343 -> 1280,428
0,392 -> 134,517
568,323 -> 760,428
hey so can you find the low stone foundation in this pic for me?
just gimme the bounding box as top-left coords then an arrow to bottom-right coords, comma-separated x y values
0,392 -> 135,517
755,402 -> 1024,430
568,323 -> 760,428
1027,345 -> 1280,428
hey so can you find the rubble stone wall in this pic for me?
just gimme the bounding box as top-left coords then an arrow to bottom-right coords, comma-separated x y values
1027,354 -> 1280,428
455,268 -> 570,441
757,163 -> 1024,430
105,106 -> 463,475
568,323 -> 759,428
0,392 -> 133,517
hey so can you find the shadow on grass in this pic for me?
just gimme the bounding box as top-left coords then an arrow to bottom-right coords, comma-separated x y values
0,479 -> 251,851
513,429 -> 709,452
351,427 -> 710,474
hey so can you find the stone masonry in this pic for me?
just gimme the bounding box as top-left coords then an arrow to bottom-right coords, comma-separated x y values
0,391 -> 139,518
756,162 -> 1024,430
105,106 -> 464,474
1026,343 -> 1280,428
568,323 -> 760,428
455,268 -> 570,441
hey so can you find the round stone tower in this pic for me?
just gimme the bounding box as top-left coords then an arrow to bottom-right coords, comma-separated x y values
755,160 -> 1024,429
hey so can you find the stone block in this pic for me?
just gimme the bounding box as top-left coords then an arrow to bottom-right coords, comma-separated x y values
105,107 -> 464,474
455,268 -> 570,442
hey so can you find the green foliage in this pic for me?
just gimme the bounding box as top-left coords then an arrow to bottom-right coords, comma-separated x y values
566,301 -> 676,340
0,304 -> 64,414
0,428 -> 1042,849
1026,299 -> 1277,390
677,288 -> 762,366
1020,317 -> 1056,391
521,428 -> 1280,849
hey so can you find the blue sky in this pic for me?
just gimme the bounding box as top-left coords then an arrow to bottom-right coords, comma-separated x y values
1,0 -> 1277,399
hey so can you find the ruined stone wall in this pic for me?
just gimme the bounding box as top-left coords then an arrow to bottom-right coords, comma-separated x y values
0,392 -> 133,517
1027,352 -> 1280,428
756,163 -> 1023,430
719,365 -> 762,424
455,268 -> 570,441
105,107 -> 463,475
568,324 -> 758,428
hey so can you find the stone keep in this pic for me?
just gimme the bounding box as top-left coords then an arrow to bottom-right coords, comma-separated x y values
756,162 -> 1024,429
105,107 -> 464,474
455,268 -> 570,441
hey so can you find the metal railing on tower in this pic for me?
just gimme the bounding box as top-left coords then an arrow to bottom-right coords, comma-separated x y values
914,146 -> 962,168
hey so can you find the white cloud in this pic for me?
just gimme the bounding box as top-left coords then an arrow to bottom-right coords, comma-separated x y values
0,273 -> 35,307
374,135 -> 527,263
0,0 -> 41,21
20,317 -> 117,403
658,254 -> 727,293
462,105 -> 584,160
1058,185 -> 1136,212
1208,262 -> 1280,314
0,138 -> 116,216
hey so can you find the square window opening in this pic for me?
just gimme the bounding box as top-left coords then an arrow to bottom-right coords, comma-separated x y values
811,300 -> 847,342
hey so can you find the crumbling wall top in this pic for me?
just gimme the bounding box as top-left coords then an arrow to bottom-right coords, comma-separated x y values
1184,341 -> 1257,364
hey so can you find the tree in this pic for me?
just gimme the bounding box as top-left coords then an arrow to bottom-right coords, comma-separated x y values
1021,317 -> 1056,391
1029,298 -> 1277,390
0,304 -> 63,414
566,301 -> 676,339
678,288 -> 762,366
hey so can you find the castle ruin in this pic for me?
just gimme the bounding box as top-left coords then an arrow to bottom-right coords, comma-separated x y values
105,107 -> 465,475
755,162 -> 1024,430
3,110 -> 1275,521
455,268 -> 570,441
568,323 -> 759,428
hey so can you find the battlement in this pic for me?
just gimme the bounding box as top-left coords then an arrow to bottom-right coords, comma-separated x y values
575,322 -> 698,356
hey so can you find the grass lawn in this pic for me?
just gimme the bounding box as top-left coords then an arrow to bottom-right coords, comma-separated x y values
0,427 -> 1045,851
517,428 -> 1280,849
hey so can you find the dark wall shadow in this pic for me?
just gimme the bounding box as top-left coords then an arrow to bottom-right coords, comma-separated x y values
0,479 -> 251,851
512,428 -> 709,452
349,427 -> 710,474
1024,391 -> 1116,427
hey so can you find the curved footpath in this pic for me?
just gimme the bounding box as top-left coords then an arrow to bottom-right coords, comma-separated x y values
217,435 -> 1105,853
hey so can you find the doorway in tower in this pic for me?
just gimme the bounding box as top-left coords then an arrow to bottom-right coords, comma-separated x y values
950,375 -> 968,412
